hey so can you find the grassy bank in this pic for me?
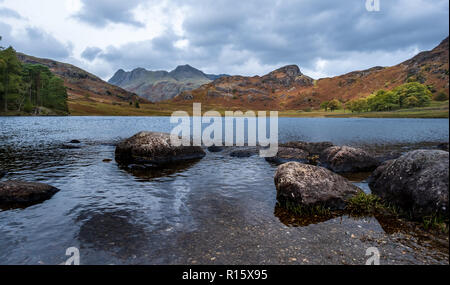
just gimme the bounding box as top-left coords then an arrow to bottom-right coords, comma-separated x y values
279,101 -> 449,118
0,106 -> 69,116
36,99 -> 450,118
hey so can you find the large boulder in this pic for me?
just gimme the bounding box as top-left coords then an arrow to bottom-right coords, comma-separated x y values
265,147 -> 309,164
274,162 -> 361,210
0,181 -> 59,206
369,150 -> 449,219
280,141 -> 334,155
115,132 -> 206,166
320,146 -> 379,173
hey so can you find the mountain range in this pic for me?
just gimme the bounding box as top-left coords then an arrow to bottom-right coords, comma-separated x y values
108,65 -> 229,102
171,37 -> 449,110
14,36 -> 448,115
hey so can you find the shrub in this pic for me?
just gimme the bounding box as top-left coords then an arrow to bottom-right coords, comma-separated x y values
434,91 -> 449,101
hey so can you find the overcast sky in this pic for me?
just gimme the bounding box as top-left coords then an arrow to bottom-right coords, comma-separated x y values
0,0 -> 448,80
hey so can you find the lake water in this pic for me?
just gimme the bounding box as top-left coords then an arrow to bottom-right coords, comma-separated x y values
0,117 -> 448,265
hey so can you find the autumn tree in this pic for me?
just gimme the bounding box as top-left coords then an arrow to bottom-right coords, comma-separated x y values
327,99 -> 341,111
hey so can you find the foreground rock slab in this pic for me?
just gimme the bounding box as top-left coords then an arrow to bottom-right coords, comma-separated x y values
320,146 -> 379,173
274,162 -> 361,210
115,132 -> 206,167
369,150 -> 449,219
0,181 -> 59,206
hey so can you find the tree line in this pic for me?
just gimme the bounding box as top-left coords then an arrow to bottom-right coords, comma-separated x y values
320,82 -> 445,113
0,37 -> 68,115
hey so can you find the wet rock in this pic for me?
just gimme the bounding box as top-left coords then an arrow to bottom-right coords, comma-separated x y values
0,170 -> 5,179
103,159 -> 112,163
437,142 -> 449,152
280,141 -> 334,155
70,140 -> 81,144
274,162 -> 361,210
77,210 -> 150,257
229,148 -> 258,158
320,146 -> 379,173
266,147 -> 309,164
374,152 -> 403,164
115,131 -> 205,167
369,150 -> 449,219
121,160 -> 199,180
0,181 -> 59,206
207,146 -> 224,153
61,144 -> 81,149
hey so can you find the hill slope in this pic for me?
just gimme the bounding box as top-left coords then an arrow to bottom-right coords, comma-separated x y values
172,37 -> 449,110
108,65 -> 228,102
17,53 -> 145,111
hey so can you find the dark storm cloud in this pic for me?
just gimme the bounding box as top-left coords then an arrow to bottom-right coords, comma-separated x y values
81,46 -> 102,61
182,0 -> 448,66
95,0 -> 448,78
73,0 -> 145,28
0,22 -> 72,60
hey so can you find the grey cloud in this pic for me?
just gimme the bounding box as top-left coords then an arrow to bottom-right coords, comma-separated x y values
182,0 -> 448,69
73,0 -> 145,28
98,29 -> 183,70
0,22 -> 72,60
0,7 -> 22,19
52,0 -> 449,79
81,46 -> 102,61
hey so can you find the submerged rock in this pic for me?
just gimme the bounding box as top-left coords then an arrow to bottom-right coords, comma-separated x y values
437,142 -> 449,152
280,141 -> 334,155
369,150 -> 449,219
0,181 -> 59,206
320,146 -> 379,173
115,131 -> 205,167
229,148 -> 258,158
274,162 -> 361,210
70,140 -> 81,144
207,145 -> 225,153
266,147 -> 309,164
0,170 -> 5,179
61,144 -> 81,149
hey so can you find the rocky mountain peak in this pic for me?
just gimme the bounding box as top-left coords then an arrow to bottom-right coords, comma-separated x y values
130,67 -> 148,76
272,65 -> 302,77
169,64 -> 208,80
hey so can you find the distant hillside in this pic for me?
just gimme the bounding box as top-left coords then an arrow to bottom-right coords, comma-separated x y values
17,53 -> 145,109
172,37 -> 449,110
108,65 -> 228,102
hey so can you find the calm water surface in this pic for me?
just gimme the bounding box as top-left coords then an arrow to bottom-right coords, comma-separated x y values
0,117 -> 448,264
